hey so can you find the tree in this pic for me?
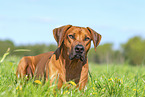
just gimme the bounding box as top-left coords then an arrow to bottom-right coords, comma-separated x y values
122,36 -> 145,65
0,40 -> 15,56
88,43 -> 114,64
14,44 -> 57,56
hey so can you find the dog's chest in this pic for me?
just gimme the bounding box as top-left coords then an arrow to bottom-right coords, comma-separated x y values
65,62 -> 82,83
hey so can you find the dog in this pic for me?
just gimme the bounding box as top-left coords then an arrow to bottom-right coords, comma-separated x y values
16,25 -> 102,90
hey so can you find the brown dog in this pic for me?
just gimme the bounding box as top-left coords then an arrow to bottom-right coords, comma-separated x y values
16,25 -> 102,90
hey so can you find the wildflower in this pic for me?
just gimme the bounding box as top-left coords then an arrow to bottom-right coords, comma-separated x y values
16,86 -> 22,90
69,81 -> 76,86
34,80 -> 42,84
117,78 -> 123,84
108,78 -> 112,81
92,93 -> 97,95
64,90 -> 70,94
133,89 -> 137,91
20,86 -> 22,90
93,87 -> 96,90
16,86 -> 18,90
102,88 -> 105,91
120,78 -> 123,84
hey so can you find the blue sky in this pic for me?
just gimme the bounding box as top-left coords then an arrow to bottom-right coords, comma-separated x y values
0,0 -> 145,49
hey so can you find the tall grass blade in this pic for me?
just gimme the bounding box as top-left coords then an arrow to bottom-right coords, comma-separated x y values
0,48 -> 10,63
13,49 -> 31,52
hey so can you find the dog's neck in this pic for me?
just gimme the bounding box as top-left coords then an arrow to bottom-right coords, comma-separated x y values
54,44 -> 85,83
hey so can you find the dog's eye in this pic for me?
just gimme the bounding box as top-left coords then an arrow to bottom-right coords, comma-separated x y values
68,35 -> 75,39
84,37 -> 90,41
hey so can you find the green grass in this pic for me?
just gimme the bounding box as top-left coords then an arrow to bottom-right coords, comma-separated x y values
0,56 -> 145,97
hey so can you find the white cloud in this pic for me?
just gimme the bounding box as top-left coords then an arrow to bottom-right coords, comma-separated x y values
0,15 -> 7,21
0,15 -> 57,24
121,27 -> 145,34
0,15 -> 22,22
29,17 -> 57,24
97,25 -> 112,30
96,24 -> 145,35
28,0 -> 38,2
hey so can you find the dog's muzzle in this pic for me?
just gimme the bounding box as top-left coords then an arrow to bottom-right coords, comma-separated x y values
69,45 -> 85,61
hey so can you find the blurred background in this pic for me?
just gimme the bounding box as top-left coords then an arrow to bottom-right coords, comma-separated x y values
0,0 -> 145,65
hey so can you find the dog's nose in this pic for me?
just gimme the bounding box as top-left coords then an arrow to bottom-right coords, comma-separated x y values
75,45 -> 84,54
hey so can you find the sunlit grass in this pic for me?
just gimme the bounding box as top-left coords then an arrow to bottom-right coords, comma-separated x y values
0,57 -> 145,96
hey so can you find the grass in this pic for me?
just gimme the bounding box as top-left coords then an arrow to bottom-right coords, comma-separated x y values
0,56 -> 145,97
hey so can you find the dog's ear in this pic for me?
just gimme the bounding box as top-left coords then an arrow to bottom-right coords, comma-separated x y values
53,25 -> 72,47
87,27 -> 102,50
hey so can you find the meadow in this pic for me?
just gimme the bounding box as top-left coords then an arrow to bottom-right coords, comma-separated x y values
0,56 -> 145,97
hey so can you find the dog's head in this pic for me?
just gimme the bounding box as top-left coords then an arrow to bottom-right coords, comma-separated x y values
53,25 -> 102,62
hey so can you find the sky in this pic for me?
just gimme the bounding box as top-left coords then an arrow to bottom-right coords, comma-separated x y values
0,0 -> 145,49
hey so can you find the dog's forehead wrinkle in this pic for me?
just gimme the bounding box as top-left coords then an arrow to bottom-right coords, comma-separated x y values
77,31 -> 88,41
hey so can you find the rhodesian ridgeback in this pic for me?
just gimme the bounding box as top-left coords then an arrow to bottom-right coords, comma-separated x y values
16,25 -> 102,90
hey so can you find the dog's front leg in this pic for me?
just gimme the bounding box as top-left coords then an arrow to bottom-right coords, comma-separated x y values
78,63 -> 89,90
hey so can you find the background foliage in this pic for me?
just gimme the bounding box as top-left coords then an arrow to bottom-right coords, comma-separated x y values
0,36 -> 145,65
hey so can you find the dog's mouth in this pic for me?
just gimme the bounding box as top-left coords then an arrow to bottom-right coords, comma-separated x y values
68,45 -> 86,61
69,53 -> 85,61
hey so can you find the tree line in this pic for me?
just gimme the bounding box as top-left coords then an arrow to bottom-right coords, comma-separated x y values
0,36 -> 145,65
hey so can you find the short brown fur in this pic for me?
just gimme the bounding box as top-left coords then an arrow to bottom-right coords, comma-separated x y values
16,25 -> 102,90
